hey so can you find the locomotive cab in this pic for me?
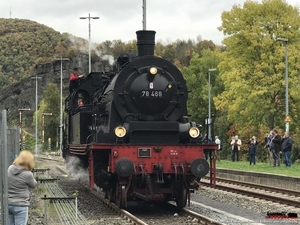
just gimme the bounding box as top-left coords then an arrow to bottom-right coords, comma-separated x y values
65,72 -> 104,145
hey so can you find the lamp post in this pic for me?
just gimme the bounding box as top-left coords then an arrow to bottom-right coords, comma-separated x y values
208,68 -> 217,141
31,76 -> 42,156
57,57 -> 69,157
18,108 -> 30,149
80,13 -> 99,73
276,37 -> 289,132
142,0 -> 146,30
42,113 -> 53,144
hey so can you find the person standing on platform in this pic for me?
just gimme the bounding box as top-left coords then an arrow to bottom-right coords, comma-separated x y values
203,133 -> 212,160
264,131 -> 273,165
281,131 -> 292,167
248,136 -> 258,165
215,136 -> 221,162
231,135 -> 241,162
271,129 -> 281,167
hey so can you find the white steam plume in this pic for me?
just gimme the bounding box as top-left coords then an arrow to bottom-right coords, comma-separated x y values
65,156 -> 89,185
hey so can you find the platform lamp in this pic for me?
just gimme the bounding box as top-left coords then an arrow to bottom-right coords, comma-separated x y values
79,13 -> 99,73
31,76 -> 42,156
56,57 -> 69,157
208,68 -> 217,141
276,37 -> 289,132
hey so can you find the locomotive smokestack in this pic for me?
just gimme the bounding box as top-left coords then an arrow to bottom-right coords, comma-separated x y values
136,30 -> 156,57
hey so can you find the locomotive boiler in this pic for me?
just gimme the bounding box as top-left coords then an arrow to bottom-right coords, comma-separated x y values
63,30 -> 217,210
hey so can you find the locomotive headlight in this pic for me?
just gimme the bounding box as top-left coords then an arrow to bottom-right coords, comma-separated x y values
149,67 -> 158,75
115,126 -> 127,138
189,127 -> 200,138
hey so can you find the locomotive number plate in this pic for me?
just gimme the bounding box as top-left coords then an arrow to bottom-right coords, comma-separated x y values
140,90 -> 164,98
138,148 -> 151,157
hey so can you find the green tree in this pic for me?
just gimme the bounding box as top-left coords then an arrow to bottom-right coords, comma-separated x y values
0,19 -> 71,91
215,0 -> 300,139
33,83 -> 60,151
182,49 -> 222,128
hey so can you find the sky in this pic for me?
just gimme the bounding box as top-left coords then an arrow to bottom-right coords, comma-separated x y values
1,0 -> 299,45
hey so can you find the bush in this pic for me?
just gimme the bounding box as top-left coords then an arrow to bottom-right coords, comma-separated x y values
292,145 -> 300,163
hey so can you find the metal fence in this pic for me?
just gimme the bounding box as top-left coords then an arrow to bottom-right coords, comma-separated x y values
1,110 -> 20,225
7,127 -> 20,165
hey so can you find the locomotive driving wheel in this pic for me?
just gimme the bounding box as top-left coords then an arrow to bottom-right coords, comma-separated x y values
176,184 -> 187,210
116,183 -> 126,209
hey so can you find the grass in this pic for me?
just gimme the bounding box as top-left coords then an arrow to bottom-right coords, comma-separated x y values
216,160 -> 300,177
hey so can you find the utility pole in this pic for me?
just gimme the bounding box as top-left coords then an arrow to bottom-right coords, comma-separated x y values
80,13 -> 99,73
31,76 -> 42,156
276,37 -> 289,132
142,0 -> 146,30
56,57 -> 69,157
208,68 -> 217,141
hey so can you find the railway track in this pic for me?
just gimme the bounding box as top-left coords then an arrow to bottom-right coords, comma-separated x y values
201,177 -> 300,208
87,184 -> 225,225
182,207 -> 224,225
36,156 -> 224,225
70,167 -> 225,225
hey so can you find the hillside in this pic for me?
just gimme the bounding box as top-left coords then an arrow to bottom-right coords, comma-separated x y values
0,18 -> 219,131
0,19 -> 112,128
0,18 -> 73,90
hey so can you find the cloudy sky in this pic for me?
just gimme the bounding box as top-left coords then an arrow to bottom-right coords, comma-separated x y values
1,0 -> 299,45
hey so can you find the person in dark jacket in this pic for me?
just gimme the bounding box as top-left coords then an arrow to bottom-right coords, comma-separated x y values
8,150 -> 37,225
203,133 -> 212,160
248,136 -> 258,165
281,131 -> 292,167
69,68 -> 83,93
264,132 -> 273,165
271,129 -> 281,167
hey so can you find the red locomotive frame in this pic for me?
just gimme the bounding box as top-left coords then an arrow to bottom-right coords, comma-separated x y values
69,143 -> 217,208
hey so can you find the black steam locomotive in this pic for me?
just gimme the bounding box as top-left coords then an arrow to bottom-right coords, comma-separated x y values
63,30 -> 215,209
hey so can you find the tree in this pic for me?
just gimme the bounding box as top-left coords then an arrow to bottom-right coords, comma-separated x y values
182,49 -> 222,128
194,40 -> 217,56
0,19 -> 71,91
33,83 -> 60,151
215,0 -> 300,139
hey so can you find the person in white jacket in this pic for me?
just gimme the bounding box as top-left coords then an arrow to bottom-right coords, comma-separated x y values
215,136 -> 221,162
231,135 -> 242,162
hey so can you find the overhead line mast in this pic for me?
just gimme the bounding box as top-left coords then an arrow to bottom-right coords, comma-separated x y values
142,0 -> 146,30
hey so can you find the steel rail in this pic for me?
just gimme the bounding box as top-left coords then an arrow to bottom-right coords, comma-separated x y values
53,165 -> 151,225
201,179 -> 300,208
56,165 -> 229,225
36,163 -> 228,225
183,208 -> 226,225
87,185 -> 149,225
204,176 -> 300,197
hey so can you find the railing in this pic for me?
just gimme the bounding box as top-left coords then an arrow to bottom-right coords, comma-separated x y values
35,170 -> 89,224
